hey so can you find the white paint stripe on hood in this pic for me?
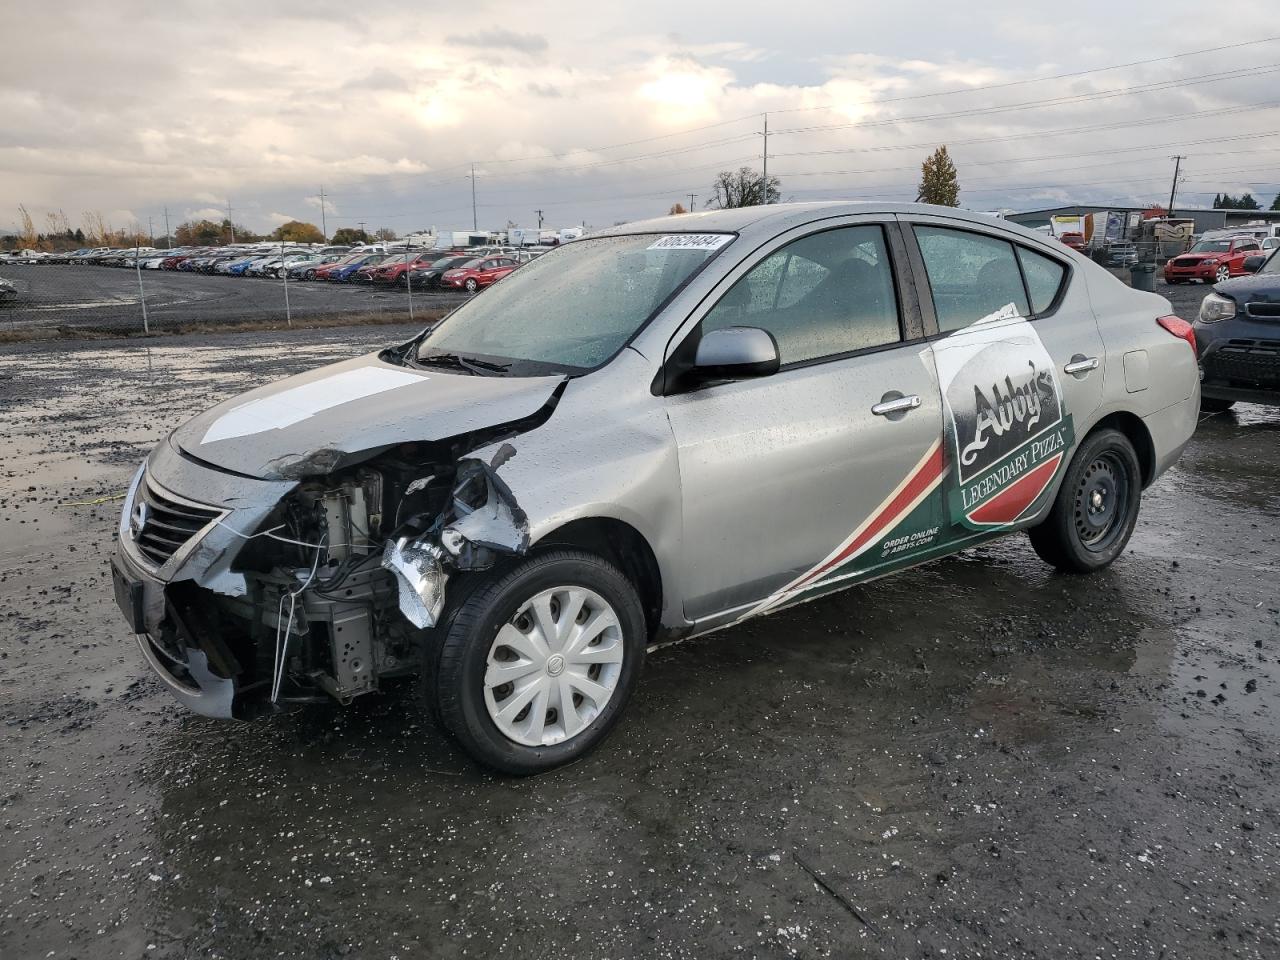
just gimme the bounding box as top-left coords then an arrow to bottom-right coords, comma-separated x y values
201,366 -> 426,444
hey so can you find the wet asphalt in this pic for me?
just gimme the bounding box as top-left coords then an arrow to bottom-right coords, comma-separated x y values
0,281 -> 1277,959
0,264 -> 464,334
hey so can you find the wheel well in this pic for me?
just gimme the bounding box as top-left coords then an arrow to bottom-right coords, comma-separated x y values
535,518 -> 663,637
1087,411 -> 1155,486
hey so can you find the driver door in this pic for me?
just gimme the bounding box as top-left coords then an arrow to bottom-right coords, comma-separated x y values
664,220 -> 945,623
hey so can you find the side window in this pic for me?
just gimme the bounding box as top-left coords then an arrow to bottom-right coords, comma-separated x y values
1016,246 -> 1067,315
914,226 -> 1029,332
700,225 -> 901,365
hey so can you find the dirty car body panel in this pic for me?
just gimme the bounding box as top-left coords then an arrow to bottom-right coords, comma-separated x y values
112,202 -> 1199,763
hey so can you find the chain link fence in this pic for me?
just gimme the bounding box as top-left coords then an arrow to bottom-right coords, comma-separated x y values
0,245 -> 469,340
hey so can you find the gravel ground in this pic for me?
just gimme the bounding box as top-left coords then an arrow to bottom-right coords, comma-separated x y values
0,264 -> 465,334
0,298 -> 1277,959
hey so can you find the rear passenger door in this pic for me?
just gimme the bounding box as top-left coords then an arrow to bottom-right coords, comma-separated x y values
902,216 -> 1104,533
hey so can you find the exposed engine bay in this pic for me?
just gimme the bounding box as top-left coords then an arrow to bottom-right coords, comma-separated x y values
141,435 -> 532,716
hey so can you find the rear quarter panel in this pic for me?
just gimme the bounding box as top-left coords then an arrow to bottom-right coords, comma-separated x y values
1079,259 -> 1199,477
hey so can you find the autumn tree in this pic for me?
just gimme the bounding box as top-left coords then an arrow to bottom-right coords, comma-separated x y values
374,226 -> 398,242
917,146 -> 959,206
271,220 -> 325,244
17,205 -> 38,249
710,167 -> 780,208
331,227 -> 369,245
175,219 -> 225,245
668,202 -> 687,215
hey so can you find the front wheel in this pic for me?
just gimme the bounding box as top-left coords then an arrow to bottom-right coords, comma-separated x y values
464,277 -> 479,292
1028,428 -> 1142,573
433,550 -> 646,775
1215,265 -> 1231,283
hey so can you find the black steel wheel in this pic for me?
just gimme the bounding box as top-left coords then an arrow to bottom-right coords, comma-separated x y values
1029,428 -> 1142,573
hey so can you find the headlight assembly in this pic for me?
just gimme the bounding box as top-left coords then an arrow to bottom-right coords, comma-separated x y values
1199,292 -> 1236,323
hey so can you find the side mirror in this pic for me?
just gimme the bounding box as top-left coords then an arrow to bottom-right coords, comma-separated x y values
693,326 -> 780,380
1243,255 -> 1265,274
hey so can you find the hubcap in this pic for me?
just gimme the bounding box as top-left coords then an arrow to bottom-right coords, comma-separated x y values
483,586 -> 625,747
1216,266 -> 1230,282
1073,453 -> 1129,550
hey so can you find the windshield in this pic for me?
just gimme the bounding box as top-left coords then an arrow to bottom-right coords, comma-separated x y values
416,232 -> 732,374
1191,240 -> 1233,253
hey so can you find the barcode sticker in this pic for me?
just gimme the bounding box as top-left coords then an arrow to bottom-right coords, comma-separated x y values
647,234 -> 734,251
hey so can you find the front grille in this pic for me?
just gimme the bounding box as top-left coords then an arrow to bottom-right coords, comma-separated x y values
1203,339 -> 1280,387
1245,302 -> 1280,319
1172,257 -> 1202,268
130,476 -> 221,568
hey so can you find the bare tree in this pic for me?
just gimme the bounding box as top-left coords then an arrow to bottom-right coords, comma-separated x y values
709,167 -> 780,209
668,202 -> 687,215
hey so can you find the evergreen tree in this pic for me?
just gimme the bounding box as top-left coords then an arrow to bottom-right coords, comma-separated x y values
1212,193 -> 1223,208
1270,192 -> 1280,211
1238,193 -> 1260,211
917,146 -> 960,206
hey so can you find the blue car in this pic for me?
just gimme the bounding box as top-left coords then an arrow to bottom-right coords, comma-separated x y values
328,254 -> 386,282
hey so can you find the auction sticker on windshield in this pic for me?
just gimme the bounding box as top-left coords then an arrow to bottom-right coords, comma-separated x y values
647,234 -> 734,251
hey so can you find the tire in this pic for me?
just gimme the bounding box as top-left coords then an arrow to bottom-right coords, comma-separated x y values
305,270 -> 316,281
1200,396 -> 1235,413
433,549 -> 646,775
1215,265 -> 1231,283
464,277 -> 479,293
1028,428 -> 1142,574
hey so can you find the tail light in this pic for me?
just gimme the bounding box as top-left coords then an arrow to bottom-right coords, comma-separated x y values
1157,314 -> 1197,359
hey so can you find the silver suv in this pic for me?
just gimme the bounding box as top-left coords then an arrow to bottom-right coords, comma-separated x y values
111,202 -> 1200,773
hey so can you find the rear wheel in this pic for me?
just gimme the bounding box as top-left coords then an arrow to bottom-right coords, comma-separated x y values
433,550 -> 646,775
1028,428 -> 1141,573
1200,396 -> 1235,413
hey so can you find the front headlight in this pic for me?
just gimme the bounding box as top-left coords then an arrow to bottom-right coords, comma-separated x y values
1201,258 -> 1218,265
1199,292 -> 1236,323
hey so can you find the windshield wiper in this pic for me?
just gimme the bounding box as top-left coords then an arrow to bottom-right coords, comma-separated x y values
416,352 -> 510,375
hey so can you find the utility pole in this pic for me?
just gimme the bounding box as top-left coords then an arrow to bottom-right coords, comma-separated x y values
470,163 -> 478,232
163,206 -> 171,249
148,216 -> 154,246
226,200 -> 235,244
1167,155 -> 1185,219
687,193 -> 697,212
761,113 -> 769,204
535,208 -> 544,229
319,185 -> 328,240
357,221 -> 367,241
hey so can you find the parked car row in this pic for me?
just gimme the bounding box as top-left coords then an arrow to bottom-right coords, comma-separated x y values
2,243 -> 542,291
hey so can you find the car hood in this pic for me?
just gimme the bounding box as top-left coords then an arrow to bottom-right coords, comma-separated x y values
1215,273 -> 1280,301
1173,253 -> 1220,261
171,353 -> 566,481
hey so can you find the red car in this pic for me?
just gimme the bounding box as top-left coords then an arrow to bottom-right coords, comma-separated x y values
1057,232 -> 1086,252
440,256 -> 520,292
1164,236 -> 1265,284
369,252 -> 445,284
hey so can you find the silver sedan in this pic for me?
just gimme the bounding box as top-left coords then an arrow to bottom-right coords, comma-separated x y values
111,202 -> 1199,773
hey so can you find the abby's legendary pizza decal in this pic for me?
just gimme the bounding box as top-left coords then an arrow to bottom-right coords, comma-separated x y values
746,307 -> 1074,620
934,308 -> 1074,529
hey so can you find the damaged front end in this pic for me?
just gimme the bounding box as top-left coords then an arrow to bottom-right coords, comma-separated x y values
113,435 -> 533,719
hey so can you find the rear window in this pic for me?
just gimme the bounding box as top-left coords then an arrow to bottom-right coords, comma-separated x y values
1016,247 -> 1067,314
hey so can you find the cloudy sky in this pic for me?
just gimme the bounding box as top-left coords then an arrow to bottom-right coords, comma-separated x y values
3,1 -> 1278,238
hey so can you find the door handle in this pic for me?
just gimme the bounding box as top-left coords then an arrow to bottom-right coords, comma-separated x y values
871,394 -> 922,417
1064,356 -> 1099,375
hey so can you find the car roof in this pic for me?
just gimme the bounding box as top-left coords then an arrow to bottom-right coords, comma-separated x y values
591,201 -> 1048,246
